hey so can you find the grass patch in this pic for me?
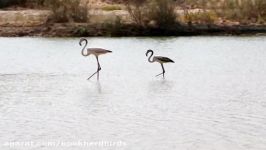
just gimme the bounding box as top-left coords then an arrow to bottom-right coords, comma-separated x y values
102,5 -> 122,11
183,11 -> 218,25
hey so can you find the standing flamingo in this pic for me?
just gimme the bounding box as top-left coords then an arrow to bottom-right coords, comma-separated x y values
79,38 -> 112,80
146,49 -> 174,78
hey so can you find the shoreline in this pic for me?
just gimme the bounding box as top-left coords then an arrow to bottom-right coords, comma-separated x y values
1,8 -> 266,37
1,24 -> 266,37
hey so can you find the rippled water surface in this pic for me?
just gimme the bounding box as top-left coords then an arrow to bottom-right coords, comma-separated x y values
0,37 -> 266,150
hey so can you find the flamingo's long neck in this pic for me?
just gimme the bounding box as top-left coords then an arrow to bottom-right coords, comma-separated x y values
148,51 -> 155,63
80,38 -> 89,56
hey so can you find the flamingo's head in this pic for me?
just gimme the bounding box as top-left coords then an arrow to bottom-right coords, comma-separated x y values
146,49 -> 153,57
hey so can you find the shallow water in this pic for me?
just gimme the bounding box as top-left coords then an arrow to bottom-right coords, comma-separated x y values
0,36 -> 266,150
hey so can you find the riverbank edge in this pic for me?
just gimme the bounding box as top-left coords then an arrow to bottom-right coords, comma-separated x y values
1,23 -> 266,37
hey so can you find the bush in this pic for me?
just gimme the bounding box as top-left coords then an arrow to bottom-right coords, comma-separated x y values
126,0 -> 178,28
44,0 -> 89,23
126,0 -> 147,26
102,4 -> 122,11
222,0 -> 266,23
178,0 -> 266,24
147,0 -> 178,28
73,26 -> 90,36
184,11 -> 218,25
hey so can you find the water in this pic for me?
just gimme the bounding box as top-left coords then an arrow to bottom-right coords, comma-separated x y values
0,36 -> 266,150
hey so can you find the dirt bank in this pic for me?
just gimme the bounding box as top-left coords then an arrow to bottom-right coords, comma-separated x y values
0,9 -> 266,37
1,23 -> 266,37
0,10 -> 52,27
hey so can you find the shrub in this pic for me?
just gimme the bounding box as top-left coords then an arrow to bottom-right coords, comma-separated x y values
44,0 -> 89,23
102,5 -> 122,11
208,0 -> 266,23
178,0 -> 266,24
126,0 -> 147,26
103,16 -> 124,36
126,0 -> 178,28
184,11 -> 218,25
73,26 -> 89,36
147,0 -> 178,28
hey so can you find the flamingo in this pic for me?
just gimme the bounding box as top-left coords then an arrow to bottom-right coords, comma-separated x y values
79,38 -> 112,80
146,49 -> 174,78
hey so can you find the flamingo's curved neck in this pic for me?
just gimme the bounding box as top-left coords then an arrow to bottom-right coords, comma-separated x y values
147,51 -> 155,63
80,38 -> 90,56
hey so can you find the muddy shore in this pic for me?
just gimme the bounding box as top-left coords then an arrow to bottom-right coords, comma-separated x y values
0,9 -> 266,37
1,23 -> 266,37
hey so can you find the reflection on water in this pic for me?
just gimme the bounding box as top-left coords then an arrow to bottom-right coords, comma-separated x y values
0,37 -> 266,150
96,81 -> 102,94
88,81 -> 103,94
148,80 -> 174,94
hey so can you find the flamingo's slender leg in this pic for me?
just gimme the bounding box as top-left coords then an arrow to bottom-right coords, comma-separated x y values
156,63 -> 165,78
96,56 -> 101,80
88,56 -> 101,80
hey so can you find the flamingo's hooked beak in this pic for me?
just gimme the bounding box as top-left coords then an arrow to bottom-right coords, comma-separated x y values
145,51 -> 149,56
146,49 -> 153,56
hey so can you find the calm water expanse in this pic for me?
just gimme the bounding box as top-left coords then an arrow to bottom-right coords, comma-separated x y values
0,37 -> 266,150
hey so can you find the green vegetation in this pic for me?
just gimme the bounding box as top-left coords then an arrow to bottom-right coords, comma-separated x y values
73,26 -> 90,36
180,0 -> 266,24
217,0 -> 266,23
44,0 -> 89,23
2,0 -> 266,25
148,0 -> 178,27
126,0 -> 147,26
102,5 -> 122,11
183,11 -> 218,25
126,0 -> 178,28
